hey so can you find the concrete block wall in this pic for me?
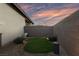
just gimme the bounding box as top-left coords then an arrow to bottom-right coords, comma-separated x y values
24,26 -> 53,37
53,10 -> 79,55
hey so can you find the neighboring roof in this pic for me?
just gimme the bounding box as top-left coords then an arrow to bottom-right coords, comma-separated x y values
7,3 -> 33,24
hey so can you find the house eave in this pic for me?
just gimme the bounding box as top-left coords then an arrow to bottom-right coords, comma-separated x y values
7,3 -> 33,24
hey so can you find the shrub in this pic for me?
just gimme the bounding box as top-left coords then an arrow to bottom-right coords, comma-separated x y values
49,36 -> 57,42
24,37 -> 53,53
13,37 -> 25,44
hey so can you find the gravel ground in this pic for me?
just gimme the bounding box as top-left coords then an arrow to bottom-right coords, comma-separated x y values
0,42 -> 57,56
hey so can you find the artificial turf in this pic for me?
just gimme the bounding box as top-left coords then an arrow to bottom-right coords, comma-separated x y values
24,37 -> 53,53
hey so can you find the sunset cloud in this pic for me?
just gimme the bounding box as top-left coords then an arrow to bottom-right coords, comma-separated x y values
31,7 -> 78,20
17,3 -> 79,26
17,3 -> 32,13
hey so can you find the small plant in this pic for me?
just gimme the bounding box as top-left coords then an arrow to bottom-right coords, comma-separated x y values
13,37 -> 25,44
49,36 -> 57,42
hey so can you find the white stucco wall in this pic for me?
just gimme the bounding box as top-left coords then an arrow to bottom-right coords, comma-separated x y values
0,4 -> 26,46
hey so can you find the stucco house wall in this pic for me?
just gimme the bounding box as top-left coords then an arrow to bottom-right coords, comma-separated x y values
0,4 -> 26,46
24,26 -> 53,37
53,10 -> 79,55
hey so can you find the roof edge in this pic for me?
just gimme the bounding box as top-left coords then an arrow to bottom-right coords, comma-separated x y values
7,3 -> 33,24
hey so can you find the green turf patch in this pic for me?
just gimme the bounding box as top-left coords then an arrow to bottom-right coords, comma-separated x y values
24,37 -> 53,53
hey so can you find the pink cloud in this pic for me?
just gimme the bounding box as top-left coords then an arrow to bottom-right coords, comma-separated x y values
16,3 -> 79,26
31,7 -> 78,26
31,7 -> 78,20
17,4 -> 32,13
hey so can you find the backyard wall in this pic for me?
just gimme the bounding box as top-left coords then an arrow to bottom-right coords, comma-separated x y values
24,26 -> 53,37
0,4 -> 26,46
53,10 -> 79,55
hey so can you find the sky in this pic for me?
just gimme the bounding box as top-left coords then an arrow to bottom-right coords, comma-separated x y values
17,3 -> 79,26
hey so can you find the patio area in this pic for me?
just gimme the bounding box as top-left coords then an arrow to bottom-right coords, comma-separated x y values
0,37 -> 57,56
